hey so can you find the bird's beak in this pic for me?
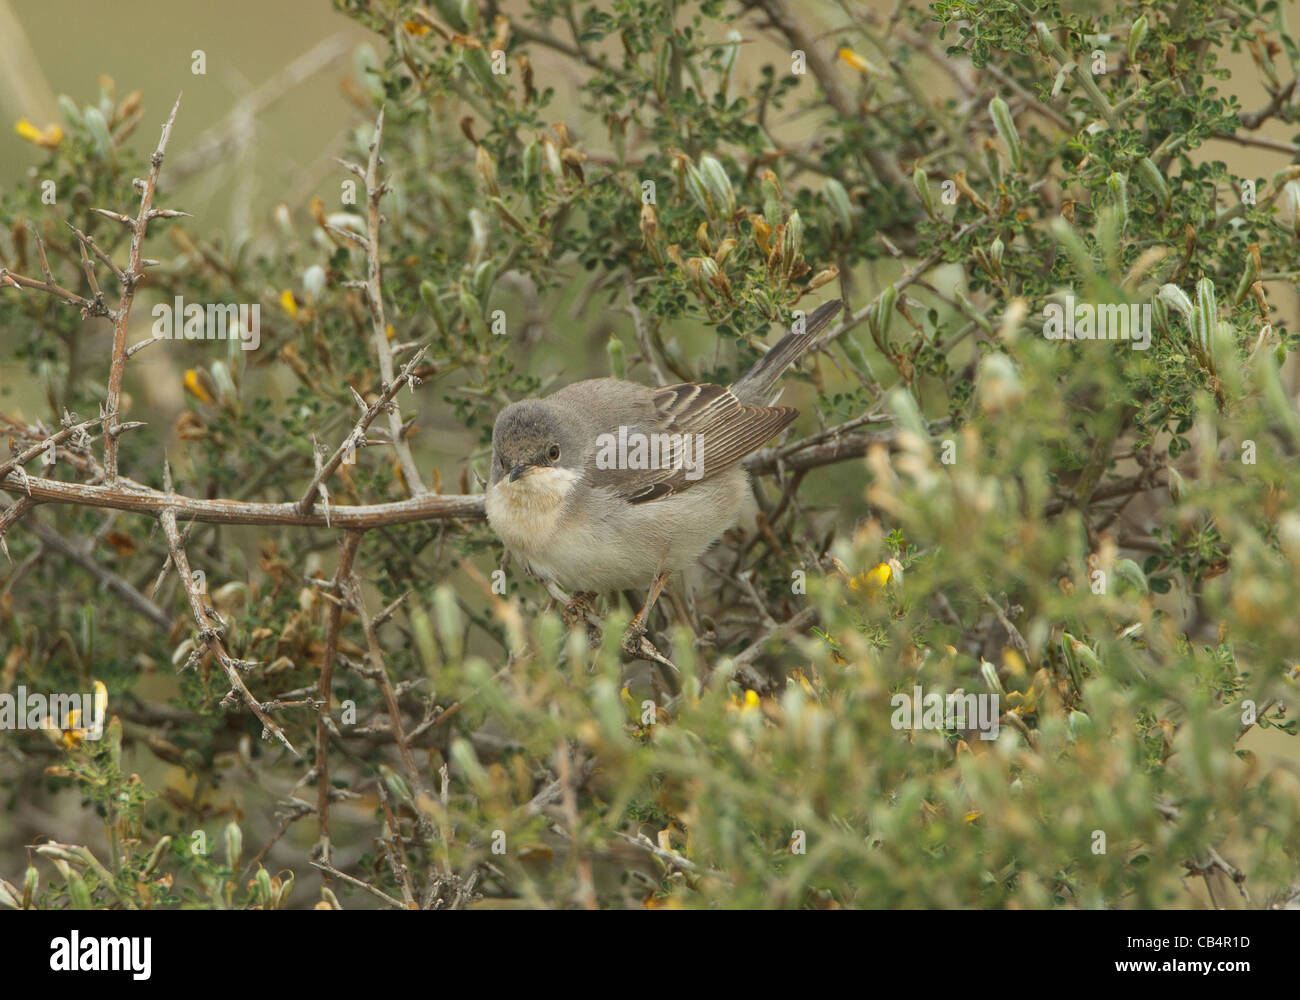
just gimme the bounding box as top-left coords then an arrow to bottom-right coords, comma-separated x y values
508,463 -> 532,482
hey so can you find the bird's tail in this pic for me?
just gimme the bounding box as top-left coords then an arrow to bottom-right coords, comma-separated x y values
729,299 -> 844,404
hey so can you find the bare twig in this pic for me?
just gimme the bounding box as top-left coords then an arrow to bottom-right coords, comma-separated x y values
316,531 -> 363,869
103,94 -> 184,484
298,345 -> 429,517
348,107 -> 427,496
158,492 -> 297,756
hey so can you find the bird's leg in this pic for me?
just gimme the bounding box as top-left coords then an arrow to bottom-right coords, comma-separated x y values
622,571 -> 678,676
627,571 -> 671,637
542,579 -> 603,644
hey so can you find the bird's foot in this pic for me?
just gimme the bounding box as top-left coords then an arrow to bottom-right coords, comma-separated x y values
621,621 -> 679,676
563,591 -> 603,646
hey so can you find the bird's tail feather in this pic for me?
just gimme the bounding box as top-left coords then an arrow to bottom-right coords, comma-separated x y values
729,299 -> 844,404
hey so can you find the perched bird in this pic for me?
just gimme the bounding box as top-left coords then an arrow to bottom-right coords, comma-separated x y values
485,299 -> 844,651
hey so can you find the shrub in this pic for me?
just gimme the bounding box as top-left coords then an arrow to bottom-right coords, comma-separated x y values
0,0 -> 1297,909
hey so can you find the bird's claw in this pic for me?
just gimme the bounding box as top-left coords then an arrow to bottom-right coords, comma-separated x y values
621,623 -> 679,675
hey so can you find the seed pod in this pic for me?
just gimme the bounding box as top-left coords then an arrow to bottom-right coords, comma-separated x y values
489,195 -> 526,233
459,0 -> 480,33
472,258 -> 496,300
1063,632 -> 1100,671
989,96 -> 1024,172
1137,157 -> 1171,210
142,836 -> 172,877
1157,283 -> 1194,325
696,221 -> 713,255
254,866 -> 273,905
475,145 -> 499,196
720,29 -> 741,96
67,870 -> 91,910
1114,558 -> 1149,595
1107,172 -> 1128,233
83,107 -> 114,160
876,283 -> 898,341
761,170 -> 784,226
22,865 -> 38,908
468,208 -> 489,264
1283,180 -> 1300,237
57,94 -> 82,128
410,601 -> 438,674
224,820 -> 243,868
699,156 -> 736,217
541,135 -> 563,180
806,266 -> 839,291
823,178 -> 853,232
522,140 -> 542,189
462,45 -> 505,96
913,165 -> 937,219
379,763 -> 413,804
458,283 -> 490,340
713,237 -> 737,266
300,264 -> 324,302
989,236 -> 1005,277
1233,242 -> 1260,305
980,659 -> 1005,695
1035,21 -> 1057,55
653,40 -> 672,98
783,211 -> 803,266
1127,14 -> 1148,64
607,335 -> 626,379
685,163 -> 715,218
1194,275 -> 1217,351
420,279 -> 450,336
273,870 -> 295,909
1050,61 -> 1075,99
1152,295 -> 1171,339
640,203 -> 661,263
840,331 -> 873,372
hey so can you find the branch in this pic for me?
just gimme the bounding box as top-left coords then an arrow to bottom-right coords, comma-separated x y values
1,470 -> 485,526
298,345 -> 429,518
316,531 -> 362,868
347,107 -> 428,496
103,94 -> 183,484
158,492 -> 298,757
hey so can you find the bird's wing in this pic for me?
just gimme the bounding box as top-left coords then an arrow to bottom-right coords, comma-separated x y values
583,382 -> 796,504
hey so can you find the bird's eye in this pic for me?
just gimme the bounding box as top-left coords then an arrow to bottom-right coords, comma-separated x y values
547,444 -> 561,462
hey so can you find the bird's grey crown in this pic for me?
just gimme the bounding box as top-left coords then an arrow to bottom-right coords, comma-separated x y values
490,399 -> 580,483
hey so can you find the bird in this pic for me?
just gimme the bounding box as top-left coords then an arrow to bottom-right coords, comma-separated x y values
485,299 -> 844,656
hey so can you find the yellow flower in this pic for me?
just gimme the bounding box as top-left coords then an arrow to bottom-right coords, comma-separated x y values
279,289 -> 299,318
183,369 -> 213,404
403,20 -> 430,36
837,48 -> 881,75
850,561 -> 893,593
15,118 -> 63,149
726,689 -> 761,713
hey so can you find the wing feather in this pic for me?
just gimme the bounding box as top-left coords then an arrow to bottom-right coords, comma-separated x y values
583,381 -> 796,503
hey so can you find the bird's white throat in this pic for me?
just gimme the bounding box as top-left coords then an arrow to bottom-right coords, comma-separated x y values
485,466 -> 579,554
